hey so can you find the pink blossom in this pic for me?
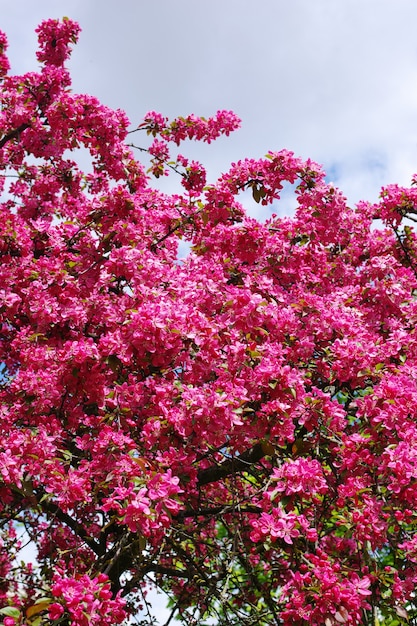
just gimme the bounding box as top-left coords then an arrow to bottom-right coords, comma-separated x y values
51,573 -> 126,625
48,603 -> 65,620
0,31 -> 10,78
250,508 -> 301,544
270,457 -> 329,498
36,18 -> 81,67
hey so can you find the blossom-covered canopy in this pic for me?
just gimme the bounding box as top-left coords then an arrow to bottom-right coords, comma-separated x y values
1,18 -> 417,626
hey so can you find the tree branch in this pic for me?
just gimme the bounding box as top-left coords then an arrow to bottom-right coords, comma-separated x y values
0,123 -> 30,150
33,488 -> 103,556
197,442 -> 266,486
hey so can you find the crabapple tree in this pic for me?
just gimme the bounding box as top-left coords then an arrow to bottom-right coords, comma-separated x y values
1,17 -> 417,626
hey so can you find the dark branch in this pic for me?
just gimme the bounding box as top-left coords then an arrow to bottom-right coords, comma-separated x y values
33,488 -> 103,556
0,123 -> 30,150
174,504 -> 262,520
197,442 -> 266,486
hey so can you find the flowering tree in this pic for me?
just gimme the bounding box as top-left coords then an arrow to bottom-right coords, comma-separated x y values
1,17 -> 417,626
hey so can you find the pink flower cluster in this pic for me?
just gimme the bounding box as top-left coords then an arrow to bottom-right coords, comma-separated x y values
140,109 -> 241,144
269,457 -> 329,498
102,469 -> 182,536
250,507 -> 316,545
50,573 -> 126,625
0,32 -> 10,78
35,17 -> 81,67
281,553 -> 372,625
137,110 -> 239,192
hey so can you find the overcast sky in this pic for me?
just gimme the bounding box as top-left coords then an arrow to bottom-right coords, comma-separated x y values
3,1 -> 417,212
3,0 -> 417,621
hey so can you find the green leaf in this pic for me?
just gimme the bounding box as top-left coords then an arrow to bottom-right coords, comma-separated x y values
0,606 -> 21,618
26,598 -> 52,618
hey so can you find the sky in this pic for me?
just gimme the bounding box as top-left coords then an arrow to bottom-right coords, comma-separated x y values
3,0 -> 417,622
3,0 -> 417,215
